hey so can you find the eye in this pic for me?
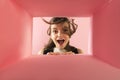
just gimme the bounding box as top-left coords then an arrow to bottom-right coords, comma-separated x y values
63,29 -> 68,32
53,30 -> 58,34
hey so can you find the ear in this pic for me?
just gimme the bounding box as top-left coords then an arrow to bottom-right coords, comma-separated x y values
49,33 -> 53,39
47,27 -> 51,35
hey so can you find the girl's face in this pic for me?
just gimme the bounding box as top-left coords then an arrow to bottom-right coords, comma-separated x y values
50,22 -> 70,49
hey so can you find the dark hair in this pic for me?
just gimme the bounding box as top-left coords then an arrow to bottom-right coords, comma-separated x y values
42,17 -> 79,54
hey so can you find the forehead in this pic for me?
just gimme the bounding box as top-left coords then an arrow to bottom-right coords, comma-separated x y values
51,22 -> 69,29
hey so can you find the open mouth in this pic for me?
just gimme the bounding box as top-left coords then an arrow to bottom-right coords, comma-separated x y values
57,39 -> 65,45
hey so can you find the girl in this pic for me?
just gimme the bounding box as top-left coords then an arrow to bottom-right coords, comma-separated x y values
39,17 -> 82,55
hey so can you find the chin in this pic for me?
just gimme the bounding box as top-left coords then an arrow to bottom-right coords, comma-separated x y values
57,46 -> 66,49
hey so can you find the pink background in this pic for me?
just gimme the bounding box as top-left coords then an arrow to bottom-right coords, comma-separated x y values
0,0 -> 120,80
32,17 -> 92,55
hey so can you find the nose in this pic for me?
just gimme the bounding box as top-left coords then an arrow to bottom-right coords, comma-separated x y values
57,31 -> 62,37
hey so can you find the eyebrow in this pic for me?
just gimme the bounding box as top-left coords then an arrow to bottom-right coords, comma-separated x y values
51,28 -> 57,30
63,26 -> 69,29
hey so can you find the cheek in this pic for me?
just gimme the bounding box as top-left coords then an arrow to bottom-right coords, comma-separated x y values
50,34 -> 56,40
64,35 -> 70,41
